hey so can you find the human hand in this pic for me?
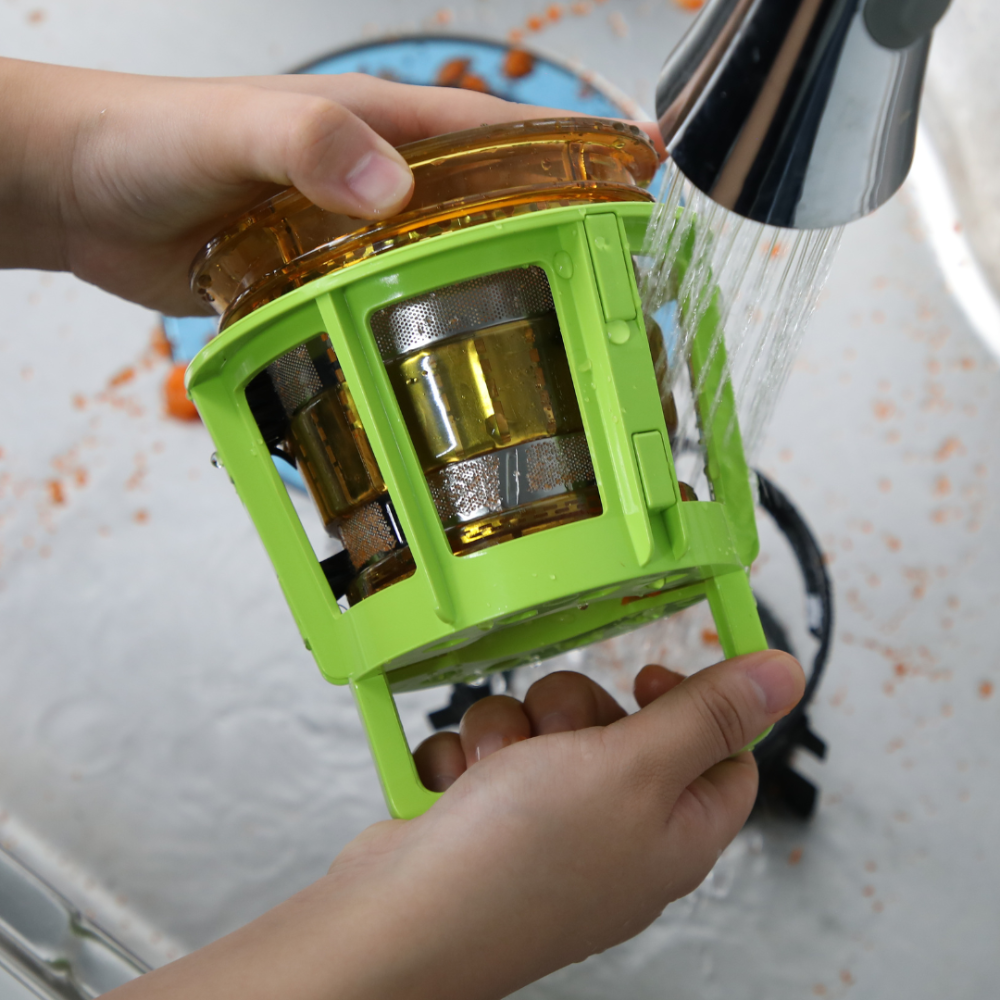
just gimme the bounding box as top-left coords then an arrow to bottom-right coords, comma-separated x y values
0,58 -> 663,316
108,651 -> 802,1000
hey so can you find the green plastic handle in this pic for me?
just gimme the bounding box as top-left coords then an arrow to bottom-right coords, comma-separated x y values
351,672 -> 441,819
354,569 -> 769,822
705,570 -> 773,751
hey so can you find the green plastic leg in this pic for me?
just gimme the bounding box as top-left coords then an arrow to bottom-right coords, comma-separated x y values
704,570 -> 766,658
704,570 -> 773,750
351,672 -> 442,819
352,574 -> 769,817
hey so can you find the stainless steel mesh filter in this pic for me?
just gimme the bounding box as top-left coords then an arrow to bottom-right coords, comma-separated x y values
268,341 -> 326,416
427,453 -> 502,525
523,433 -> 594,492
336,431 -> 596,569
339,499 -> 405,570
259,267 -> 600,594
370,266 -> 555,360
427,432 -> 595,527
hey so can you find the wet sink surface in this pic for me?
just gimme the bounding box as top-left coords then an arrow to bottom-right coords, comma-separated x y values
0,3 -> 998,998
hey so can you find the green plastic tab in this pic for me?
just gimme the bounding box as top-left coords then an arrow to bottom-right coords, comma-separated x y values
632,431 -> 676,512
585,213 -> 636,321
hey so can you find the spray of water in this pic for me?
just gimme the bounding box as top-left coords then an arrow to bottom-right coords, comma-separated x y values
638,160 -> 842,494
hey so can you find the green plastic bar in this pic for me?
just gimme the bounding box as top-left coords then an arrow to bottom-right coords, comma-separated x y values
352,671 -> 441,819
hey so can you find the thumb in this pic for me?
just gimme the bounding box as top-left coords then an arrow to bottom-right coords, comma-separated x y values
213,84 -> 414,219
620,650 -> 804,794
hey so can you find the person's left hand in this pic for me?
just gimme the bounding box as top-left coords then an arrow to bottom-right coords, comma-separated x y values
0,59 -> 663,315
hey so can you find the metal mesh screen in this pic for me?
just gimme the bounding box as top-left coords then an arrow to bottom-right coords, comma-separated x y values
427,452 -> 503,524
425,432 -> 595,528
339,499 -> 402,570
370,266 -> 555,360
523,434 -> 594,493
268,342 -> 325,416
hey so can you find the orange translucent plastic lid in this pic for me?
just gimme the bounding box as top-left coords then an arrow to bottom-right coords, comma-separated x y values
191,117 -> 658,328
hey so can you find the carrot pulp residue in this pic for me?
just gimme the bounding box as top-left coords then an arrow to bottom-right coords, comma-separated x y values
164,364 -> 199,421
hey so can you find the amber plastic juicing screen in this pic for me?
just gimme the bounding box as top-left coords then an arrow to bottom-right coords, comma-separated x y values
192,118 -> 658,328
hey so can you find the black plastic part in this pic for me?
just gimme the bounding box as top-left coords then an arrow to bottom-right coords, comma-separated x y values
755,596 -> 795,658
751,471 -> 834,820
320,550 -> 355,601
428,679 -> 494,730
797,721 -> 828,761
758,761 -> 820,821
756,471 -> 834,705
245,371 -> 288,447
245,370 -> 298,467
864,0 -> 951,50
315,499 -> 407,606
270,444 -> 298,467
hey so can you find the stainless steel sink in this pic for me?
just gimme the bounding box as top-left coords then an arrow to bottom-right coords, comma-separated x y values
1,2 -> 998,997
0,850 -> 145,999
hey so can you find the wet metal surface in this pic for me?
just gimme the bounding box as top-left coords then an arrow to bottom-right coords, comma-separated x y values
0,2 -> 998,997
0,849 -> 146,999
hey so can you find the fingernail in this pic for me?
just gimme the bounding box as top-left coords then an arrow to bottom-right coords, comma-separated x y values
427,772 -> 457,793
475,733 -> 524,762
746,655 -> 800,714
345,150 -> 412,215
535,711 -> 573,735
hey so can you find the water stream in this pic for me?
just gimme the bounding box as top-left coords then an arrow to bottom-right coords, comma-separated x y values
638,160 -> 843,494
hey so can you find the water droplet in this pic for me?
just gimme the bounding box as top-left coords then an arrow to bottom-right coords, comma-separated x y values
607,320 -> 631,344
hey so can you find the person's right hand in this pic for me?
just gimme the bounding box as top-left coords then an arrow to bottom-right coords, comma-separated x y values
391,652 -> 803,999
109,650 -> 803,1000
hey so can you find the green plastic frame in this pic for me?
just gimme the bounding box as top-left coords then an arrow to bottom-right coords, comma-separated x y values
186,201 -> 767,818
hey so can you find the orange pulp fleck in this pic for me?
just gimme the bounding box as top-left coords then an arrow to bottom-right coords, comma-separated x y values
151,326 -> 173,358
503,49 -> 535,79
435,58 -> 470,87
164,364 -> 199,421
459,73 -> 490,93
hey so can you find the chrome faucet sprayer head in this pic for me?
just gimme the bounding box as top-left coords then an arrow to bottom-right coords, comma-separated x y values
655,0 -> 952,229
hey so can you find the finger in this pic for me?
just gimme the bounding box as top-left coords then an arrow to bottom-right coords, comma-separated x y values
209,84 -> 414,219
523,671 -> 626,735
616,650 -> 804,795
459,695 -> 532,767
659,754 -> 760,897
634,664 -> 685,709
223,73 -> 665,154
413,732 -> 466,792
